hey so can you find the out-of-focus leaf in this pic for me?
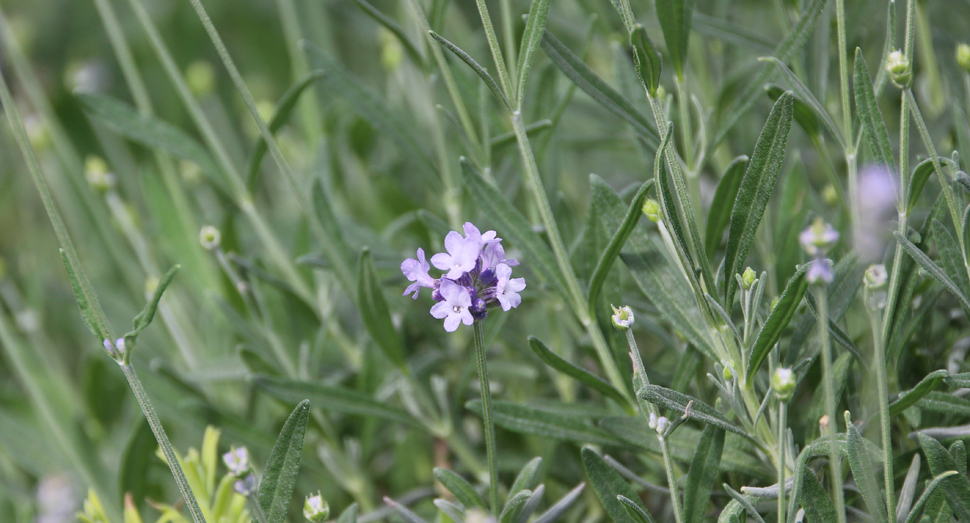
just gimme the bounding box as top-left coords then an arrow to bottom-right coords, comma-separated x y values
124,265 -> 179,345
916,392 -> 970,417
434,468 -> 486,509
761,57 -> 843,148
746,264 -> 808,387
533,483 -> 586,523
510,457 -> 543,497
655,0 -> 695,77
465,400 -> 628,447
896,231 -> 970,316
352,0 -> 424,68
853,48 -> 894,172
357,248 -> 406,369
516,0 -> 552,104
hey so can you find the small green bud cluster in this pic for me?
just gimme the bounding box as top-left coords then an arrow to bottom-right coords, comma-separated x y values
642,198 -> 661,223
304,492 -> 330,522
886,50 -> 912,89
611,305 -> 634,330
957,43 -> 970,74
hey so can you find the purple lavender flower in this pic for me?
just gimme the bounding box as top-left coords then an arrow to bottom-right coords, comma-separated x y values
494,264 -> 526,311
403,222 -> 526,331
431,231 -> 481,279
430,280 -> 474,332
806,258 -> 834,284
401,248 -> 435,299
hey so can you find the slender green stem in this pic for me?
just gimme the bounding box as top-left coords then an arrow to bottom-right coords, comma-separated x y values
275,0 -> 323,142
659,436 -> 685,523
882,92 -> 911,347
868,306 -> 895,523
248,493 -> 270,523
817,286 -> 847,523
500,0 -> 516,83
473,322 -> 500,515
777,401 -> 787,523
472,0 -> 513,99
509,111 -> 631,400
835,0 -> 860,244
122,364 -> 208,523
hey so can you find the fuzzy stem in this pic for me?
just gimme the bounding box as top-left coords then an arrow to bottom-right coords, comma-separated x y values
818,286 -> 847,523
777,401 -> 787,523
473,322 -> 500,515
122,364 -> 208,523
869,305 -> 895,523
659,436 -> 685,523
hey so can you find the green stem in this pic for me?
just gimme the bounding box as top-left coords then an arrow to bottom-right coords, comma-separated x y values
777,401 -> 787,523
869,307 -> 895,523
509,111 -> 630,400
659,436 -> 685,523
835,0 -> 860,242
817,286 -> 847,523
472,0 -> 513,100
275,0 -> 323,143
122,364 -> 208,523
473,322 -> 500,515
882,92 -> 911,347
500,0 -> 516,83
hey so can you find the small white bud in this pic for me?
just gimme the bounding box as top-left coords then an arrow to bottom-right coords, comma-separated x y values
304,492 -> 329,522
886,50 -> 912,88
655,416 -> 670,436
199,225 -> 221,251
611,305 -> 635,330
865,264 -> 888,289
85,156 -> 116,193
772,367 -> 795,401
648,412 -> 658,430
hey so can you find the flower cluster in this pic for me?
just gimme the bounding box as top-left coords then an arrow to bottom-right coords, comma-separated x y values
799,217 -> 839,284
402,223 -> 526,332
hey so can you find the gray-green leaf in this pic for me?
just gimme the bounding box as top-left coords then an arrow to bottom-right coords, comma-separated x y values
705,156 -> 748,258
919,433 -> 970,521
637,385 -> 749,440
654,0 -> 695,77
853,48 -> 894,172
683,424 -> 725,523
745,263 -> 808,387
434,468 -> 486,509
581,448 -> 649,523
845,411 -> 887,523
358,248 -> 406,369
257,400 -> 310,523
529,337 -> 630,410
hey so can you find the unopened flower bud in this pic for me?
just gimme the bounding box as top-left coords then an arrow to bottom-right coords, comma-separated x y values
957,43 -> 970,74
722,362 -> 734,381
770,296 -> 780,311
741,267 -> 757,289
886,50 -> 912,88
819,414 -> 830,431
200,225 -> 221,251
655,416 -> 670,436
25,115 -> 51,152
772,367 -> 795,402
655,84 -> 666,100
822,184 -> 839,206
186,60 -> 215,97
648,412 -> 658,430
304,492 -> 329,522
103,338 -> 120,358
865,264 -> 888,289
223,446 -> 250,477
807,258 -> 835,285
642,198 -> 661,223
85,156 -> 116,192
611,305 -> 635,330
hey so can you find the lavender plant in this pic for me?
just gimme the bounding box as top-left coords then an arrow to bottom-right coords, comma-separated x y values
3,0 -> 970,523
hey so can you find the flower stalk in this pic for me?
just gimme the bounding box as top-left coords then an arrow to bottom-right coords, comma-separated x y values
473,321 -> 500,515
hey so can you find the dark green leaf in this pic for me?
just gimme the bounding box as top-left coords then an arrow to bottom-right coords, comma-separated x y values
246,71 -> 324,189
766,84 -> 821,138
430,31 -> 511,110
540,30 -> 659,147
919,433 -> 970,521
337,504 -> 359,523
655,0 -> 695,77
853,48 -> 894,172
434,468 -> 486,509
795,460 -> 837,522
637,385 -> 749,440
723,92 -> 793,307
76,93 -> 227,194
761,57 -> 843,148
581,448 -> 647,523
845,412 -> 886,523
932,219 -> 970,319
516,0 -> 552,104
705,156 -> 748,258
258,400 -> 310,523
683,425 -> 725,523
630,25 -> 663,97
461,159 -> 569,297
905,471 -> 960,523
890,370 -> 949,416
500,491 -> 531,523
357,248 -> 406,369
119,420 -> 155,511
656,127 -> 693,269
916,392 -> 970,417
254,375 -> 422,428
618,496 -> 656,523
746,263 -> 808,387
587,180 -> 654,315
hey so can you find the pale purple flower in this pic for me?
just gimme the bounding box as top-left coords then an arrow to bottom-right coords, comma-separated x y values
430,280 -> 475,332
494,264 -> 526,311
856,165 -> 898,261
223,446 -> 250,476
481,241 -> 519,270
402,248 -> 436,299
462,222 -> 499,247
806,258 -> 834,284
799,217 -> 839,256
431,231 -> 481,279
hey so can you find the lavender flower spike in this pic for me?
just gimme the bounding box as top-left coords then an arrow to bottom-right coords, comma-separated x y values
431,231 -> 481,279
430,280 -> 475,331
401,248 -> 436,299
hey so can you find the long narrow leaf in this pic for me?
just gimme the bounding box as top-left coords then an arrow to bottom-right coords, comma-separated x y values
581,448 -> 648,523
745,263 -> 808,387
429,31 -> 512,110
895,231 -> 970,315
358,248 -> 406,369
890,370 -> 949,416
845,412 -> 887,523
529,336 -> 630,410
853,48 -> 894,171
655,0 -> 695,77
516,0 -> 552,104
683,425 -> 725,523
705,156 -> 748,257
258,400 -> 310,523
